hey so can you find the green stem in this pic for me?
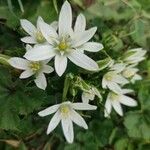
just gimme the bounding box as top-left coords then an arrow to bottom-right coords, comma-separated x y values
0,54 -> 11,66
62,74 -> 71,101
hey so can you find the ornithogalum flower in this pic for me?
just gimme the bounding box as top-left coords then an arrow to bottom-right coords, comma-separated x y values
122,64 -> 142,83
38,101 -> 97,143
102,71 -> 129,94
104,89 -> 137,117
21,16 -> 57,44
123,48 -> 146,64
8,57 -> 54,90
24,1 -> 103,76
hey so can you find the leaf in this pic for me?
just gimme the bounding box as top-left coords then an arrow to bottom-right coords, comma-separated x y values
124,111 -> 150,141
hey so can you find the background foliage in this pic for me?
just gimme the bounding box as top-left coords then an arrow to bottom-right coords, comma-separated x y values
0,0 -> 150,149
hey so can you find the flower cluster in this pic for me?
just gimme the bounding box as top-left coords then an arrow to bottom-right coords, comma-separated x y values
103,48 -> 146,117
6,1 -> 146,144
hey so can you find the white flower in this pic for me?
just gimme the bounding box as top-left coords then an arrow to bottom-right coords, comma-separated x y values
8,57 -> 54,90
123,48 -> 146,64
82,87 -> 101,103
21,16 -> 57,44
104,89 -> 137,117
38,101 -> 97,143
24,1 -> 103,76
102,71 -> 129,94
122,64 -> 142,84
110,62 -> 126,73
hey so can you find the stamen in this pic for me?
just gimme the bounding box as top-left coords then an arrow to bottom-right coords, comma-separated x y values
29,62 -> 41,72
36,31 -> 45,43
60,104 -> 70,117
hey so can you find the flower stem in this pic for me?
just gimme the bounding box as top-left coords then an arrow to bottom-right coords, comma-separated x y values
62,74 -> 71,101
0,54 -> 11,66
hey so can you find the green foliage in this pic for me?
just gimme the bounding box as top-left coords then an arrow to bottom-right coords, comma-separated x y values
0,0 -> 150,149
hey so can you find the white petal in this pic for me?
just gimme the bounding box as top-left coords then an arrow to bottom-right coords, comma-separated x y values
61,118 -> 74,143
55,55 -> 67,76
42,65 -> 54,74
21,36 -> 37,44
74,13 -> 86,33
68,50 -> 99,71
78,42 -> 103,52
26,44 -> 32,51
19,69 -> 34,79
72,103 -> 97,110
20,19 -> 37,36
50,21 -> 58,30
24,45 -> 56,61
47,111 -> 61,134
119,95 -> 137,107
104,99 -> 112,117
82,92 -> 90,103
107,82 -> 122,94
70,110 -> 88,129
37,16 -> 44,30
111,100 -> 123,116
113,74 -> 129,85
102,78 -> 108,89
34,73 -> 47,90
39,21 -> 58,44
38,104 -> 60,117
8,57 -> 29,70
121,89 -> 134,94
72,27 -> 97,47
59,1 -> 72,36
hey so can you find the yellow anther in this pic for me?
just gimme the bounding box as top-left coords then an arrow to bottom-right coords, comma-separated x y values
110,92 -> 119,101
60,105 -> 70,117
105,74 -> 113,81
29,62 -> 41,72
36,31 -> 45,43
58,41 -> 68,51
122,69 -> 135,78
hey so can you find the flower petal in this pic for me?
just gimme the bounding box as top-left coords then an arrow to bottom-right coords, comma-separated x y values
72,103 -> 97,110
38,104 -> 60,117
19,69 -> 34,79
68,50 -> 99,71
82,92 -> 90,103
119,95 -> 137,107
42,65 -> 54,74
74,13 -> 86,33
70,110 -> 88,129
37,16 -> 44,30
107,82 -> 122,94
104,98 -> 112,117
50,21 -> 58,31
34,73 -> 47,90
47,110 -> 61,134
21,36 -> 37,44
39,21 -> 58,44
26,44 -> 32,51
72,27 -> 97,47
111,100 -> 123,116
20,19 -> 37,36
24,45 -> 56,61
61,118 -> 74,143
55,55 -> 67,76
78,42 -> 103,52
8,57 -> 29,70
58,1 -> 72,36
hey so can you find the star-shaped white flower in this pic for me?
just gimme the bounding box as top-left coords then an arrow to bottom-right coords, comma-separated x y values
8,54 -> 54,90
123,48 -> 146,64
104,89 -> 137,117
82,87 -> 101,103
24,1 -> 103,76
102,71 -> 129,94
38,101 -> 97,143
21,16 -> 57,44
122,64 -> 142,84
